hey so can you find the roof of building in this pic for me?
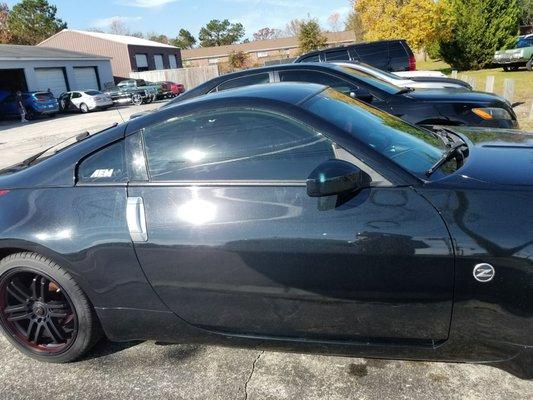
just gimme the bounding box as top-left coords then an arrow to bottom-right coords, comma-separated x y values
0,44 -> 110,60
182,31 -> 356,60
39,29 -> 178,49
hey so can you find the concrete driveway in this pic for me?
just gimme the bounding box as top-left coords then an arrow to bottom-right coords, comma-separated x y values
0,103 -> 532,400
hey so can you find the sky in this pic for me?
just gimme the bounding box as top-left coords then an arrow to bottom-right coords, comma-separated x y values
5,0 -> 352,40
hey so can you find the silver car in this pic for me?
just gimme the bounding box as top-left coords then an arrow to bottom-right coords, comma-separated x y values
58,90 -> 114,113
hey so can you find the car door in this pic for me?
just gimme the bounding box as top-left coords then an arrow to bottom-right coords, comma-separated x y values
127,105 -> 454,343
70,92 -> 83,109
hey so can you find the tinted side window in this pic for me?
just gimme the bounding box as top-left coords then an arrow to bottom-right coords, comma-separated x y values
217,73 -> 270,91
300,54 -> 320,62
143,109 -> 335,181
353,42 -> 389,68
324,49 -> 350,61
389,42 -> 408,58
279,70 -> 358,96
78,141 -> 127,183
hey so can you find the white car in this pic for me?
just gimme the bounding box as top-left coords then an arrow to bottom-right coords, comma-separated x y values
394,70 -> 446,78
334,62 -> 471,90
58,90 -> 114,113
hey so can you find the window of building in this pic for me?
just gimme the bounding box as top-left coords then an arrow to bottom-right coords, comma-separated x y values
257,51 -> 269,58
135,54 -> 149,71
154,54 -> 164,70
208,58 -> 220,65
169,55 -> 178,69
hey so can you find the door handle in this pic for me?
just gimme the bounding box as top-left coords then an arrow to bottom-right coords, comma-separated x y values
126,197 -> 148,242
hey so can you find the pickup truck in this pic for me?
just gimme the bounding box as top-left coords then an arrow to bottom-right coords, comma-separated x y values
103,79 -> 159,105
493,34 -> 533,71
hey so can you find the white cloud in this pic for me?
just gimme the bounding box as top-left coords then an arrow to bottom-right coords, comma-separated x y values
90,15 -> 142,28
117,0 -> 180,7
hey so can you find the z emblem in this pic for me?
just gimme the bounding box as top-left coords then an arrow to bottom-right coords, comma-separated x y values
473,263 -> 495,283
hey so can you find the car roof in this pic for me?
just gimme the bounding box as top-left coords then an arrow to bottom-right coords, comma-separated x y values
170,82 -> 327,108
296,40 -> 406,57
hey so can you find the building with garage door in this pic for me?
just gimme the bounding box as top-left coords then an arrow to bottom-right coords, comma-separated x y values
0,45 -> 114,98
39,29 -> 183,81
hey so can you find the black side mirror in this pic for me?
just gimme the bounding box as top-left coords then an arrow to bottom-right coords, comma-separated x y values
307,159 -> 372,197
349,88 -> 373,103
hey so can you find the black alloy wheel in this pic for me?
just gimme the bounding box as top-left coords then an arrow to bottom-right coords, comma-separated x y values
0,269 -> 78,354
0,253 -> 102,362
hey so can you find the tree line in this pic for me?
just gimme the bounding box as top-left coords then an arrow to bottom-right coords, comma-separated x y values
347,0 -> 532,70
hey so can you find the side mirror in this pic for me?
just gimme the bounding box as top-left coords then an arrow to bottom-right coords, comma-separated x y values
307,159 -> 372,197
349,89 -> 373,103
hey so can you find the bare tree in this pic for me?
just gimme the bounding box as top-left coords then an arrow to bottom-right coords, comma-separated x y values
285,19 -> 303,37
327,11 -> 341,32
108,19 -> 130,36
253,27 -> 284,41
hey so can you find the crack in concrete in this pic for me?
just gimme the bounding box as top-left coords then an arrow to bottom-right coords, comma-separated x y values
243,351 -> 264,400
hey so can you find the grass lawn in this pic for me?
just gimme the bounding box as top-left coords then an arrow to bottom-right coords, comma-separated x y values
416,60 -> 533,130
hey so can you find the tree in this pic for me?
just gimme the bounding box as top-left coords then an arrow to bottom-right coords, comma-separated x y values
285,18 -> 303,37
148,33 -> 169,44
438,0 -> 520,70
354,0 -> 400,41
253,27 -> 284,41
199,19 -> 245,47
345,10 -> 365,42
228,50 -> 249,69
327,11 -> 341,32
7,0 -> 66,45
171,28 -> 196,49
298,19 -> 327,54
518,0 -> 533,25
0,2 -> 11,44
108,19 -> 130,36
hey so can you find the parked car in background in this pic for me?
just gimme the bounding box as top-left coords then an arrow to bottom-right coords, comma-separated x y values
334,62 -> 472,90
0,91 -> 58,120
58,91 -> 113,113
157,81 -> 185,98
164,63 -> 518,128
493,34 -> 533,71
0,84 -> 531,380
294,40 -> 416,72
117,79 -> 158,103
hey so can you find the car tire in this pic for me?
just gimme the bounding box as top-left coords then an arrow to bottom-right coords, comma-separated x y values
79,103 -> 89,114
131,94 -> 143,106
503,66 -> 510,72
527,57 -> 533,71
0,252 -> 102,363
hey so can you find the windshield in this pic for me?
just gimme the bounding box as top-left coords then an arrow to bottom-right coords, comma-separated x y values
303,89 -> 447,176
117,81 -> 134,87
517,37 -> 533,48
336,66 -> 402,95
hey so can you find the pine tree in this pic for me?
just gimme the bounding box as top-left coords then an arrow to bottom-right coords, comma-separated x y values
438,0 -> 521,70
298,19 -> 327,54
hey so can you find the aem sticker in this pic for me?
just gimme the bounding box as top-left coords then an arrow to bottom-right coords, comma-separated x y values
91,169 -> 114,178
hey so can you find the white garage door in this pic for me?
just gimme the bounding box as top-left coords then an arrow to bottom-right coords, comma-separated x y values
74,67 -> 99,91
34,68 -> 68,98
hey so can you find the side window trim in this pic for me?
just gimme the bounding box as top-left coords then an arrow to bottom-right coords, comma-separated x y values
141,107 -> 337,184
76,139 -> 129,186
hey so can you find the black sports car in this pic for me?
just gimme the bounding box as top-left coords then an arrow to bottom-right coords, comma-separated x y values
0,84 -> 531,379
162,63 -> 519,129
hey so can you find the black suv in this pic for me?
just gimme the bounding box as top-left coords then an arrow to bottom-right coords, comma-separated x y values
294,40 -> 416,72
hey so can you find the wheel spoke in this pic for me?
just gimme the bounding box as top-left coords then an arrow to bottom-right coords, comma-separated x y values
7,281 -> 30,303
25,320 -> 35,341
49,311 -> 68,318
4,303 -> 27,314
39,277 -> 48,302
30,276 -> 38,299
46,320 -> 65,343
7,312 -> 31,322
33,324 -> 44,344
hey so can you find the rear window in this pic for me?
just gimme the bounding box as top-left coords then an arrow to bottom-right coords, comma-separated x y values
389,42 -> 408,58
85,90 -> 101,96
300,54 -> 320,62
34,92 -> 55,101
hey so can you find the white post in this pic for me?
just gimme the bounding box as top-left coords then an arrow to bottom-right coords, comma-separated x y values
485,76 -> 495,92
469,77 -> 477,90
529,102 -> 533,120
503,79 -> 515,103
451,70 -> 458,78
